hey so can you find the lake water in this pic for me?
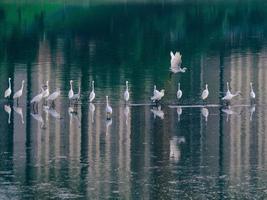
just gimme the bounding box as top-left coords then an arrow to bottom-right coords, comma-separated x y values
1,1 -> 267,199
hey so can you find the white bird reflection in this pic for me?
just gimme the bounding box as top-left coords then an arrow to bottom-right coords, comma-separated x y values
201,107 -> 209,122
68,106 -> 81,128
124,105 -> 130,125
89,103 -> 95,123
169,136 -> 185,162
106,118 -> 112,135
4,105 -> 11,124
13,106 -> 24,124
249,104 -> 256,121
44,106 -> 61,119
222,106 -> 238,122
31,112 -> 45,129
177,106 -> 182,122
151,105 -> 164,119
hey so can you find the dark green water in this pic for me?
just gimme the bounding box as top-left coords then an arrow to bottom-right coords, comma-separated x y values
1,1 -> 267,199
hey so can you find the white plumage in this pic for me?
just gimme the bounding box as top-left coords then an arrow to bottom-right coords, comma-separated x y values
170,51 -> 187,73
177,83 -> 182,100
106,96 -> 112,119
89,81 -> 95,102
201,84 -> 209,100
13,80 -> 25,102
31,88 -> 44,104
4,78 -> 11,98
124,81 -> 130,102
68,80 -> 74,100
151,89 -> 165,102
222,82 -> 241,101
47,88 -> 60,101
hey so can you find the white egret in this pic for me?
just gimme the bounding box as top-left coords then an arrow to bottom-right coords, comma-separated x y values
4,78 -> 11,98
68,80 -> 74,100
89,80 -> 95,102
201,107 -> 209,122
222,91 -> 241,101
4,105 -> 11,124
170,51 -> 187,73
106,96 -> 112,119
14,106 -> 24,124
31,88 -> 44,108
151,89 -> 165,102
201,84 -> 209,100
250,82 -> 256,99
124,81 -> 130,102
177,83 -> 182,100
151,105 -> 164,119
13,80 -> 25,104
47,88 -> 60,104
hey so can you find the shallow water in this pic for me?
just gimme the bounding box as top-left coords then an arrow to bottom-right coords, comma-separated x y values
1,1 -> 267,199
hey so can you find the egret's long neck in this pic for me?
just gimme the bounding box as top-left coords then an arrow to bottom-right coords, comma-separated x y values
106,96 -> 109,106
8,79 -> 11,88
250,84 -> 253,91
126,82 -> 128,91
206,85 -> 208,90
78,87 -> 81,95
21,82 -> 24,90
178,83 -> 180,90
92,82 -> 94,91
70,82 -> 73,90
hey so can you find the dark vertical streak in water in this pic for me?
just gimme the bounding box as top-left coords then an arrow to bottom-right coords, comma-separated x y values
25,62 -> 33,189
218,51 -> 225,200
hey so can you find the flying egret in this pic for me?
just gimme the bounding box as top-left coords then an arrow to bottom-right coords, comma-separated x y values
177,83 -> 182,100
89,80 -> 95,102
124,81 -> 130,102
13,80 -> 25,105
68,80 -> 74,101
201,84 -> 209,101
170,51 -> 187,73
4,77 -> 11,98
250,82 -> 256,100
106,96 -> 112,119
151,88 -> 165,102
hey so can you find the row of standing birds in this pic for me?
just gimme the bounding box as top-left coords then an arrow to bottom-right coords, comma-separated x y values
3,51 -> 256,118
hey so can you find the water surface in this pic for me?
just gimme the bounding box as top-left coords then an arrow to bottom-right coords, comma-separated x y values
1,1 -> 267,199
